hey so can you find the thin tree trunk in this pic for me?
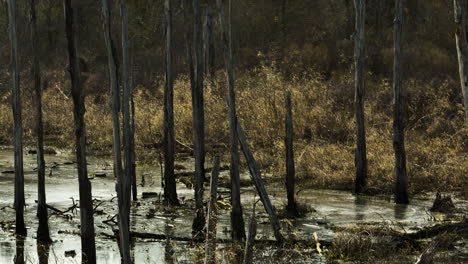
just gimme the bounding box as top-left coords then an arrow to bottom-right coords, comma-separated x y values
216,0 -> 245,241
7,0 -> 26,237
29,0 -> 51,243
100,0 -> 131,262
285,92 -> 298,216
63,0 -> 96,262
204,156 -> 220,264
203,7 -> 215,80
129,41 -> 137,201
164,0 -> 179,205
237,124 -> 284,242
393,0 -> 409,204
243,202 -> 257,264
191,0 -> 206,238
454,0 -> 468,123
354,0 -> 368,194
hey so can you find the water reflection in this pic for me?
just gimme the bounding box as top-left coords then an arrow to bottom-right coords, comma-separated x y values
354,195 -> 368,221
14,235 -> 24,264
164,219 -> 175,264
394,204 -> 408,220
36,242 -> 50,264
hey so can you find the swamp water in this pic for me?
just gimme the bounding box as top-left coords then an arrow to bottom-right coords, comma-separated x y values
0,148 -> 466,263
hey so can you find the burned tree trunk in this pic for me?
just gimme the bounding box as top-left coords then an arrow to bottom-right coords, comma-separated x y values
285,92 -> 298,216
353,0 -> 368,194
100,0 -> 131,262
216,0 -> 245,241
393,0 -> 409,204
203,7 -> 215,80
163,0 -> 179,205
7,0 -> 26,237
63,0 -> 96,262
29,0 -> 51,243
237,124 -> 284,242
204,156 -> 220,264
454,0 -> 468,123
191,0 -> 206,237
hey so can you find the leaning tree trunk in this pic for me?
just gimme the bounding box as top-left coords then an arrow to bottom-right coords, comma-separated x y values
393,0 -> 409,204
285,91 -> 298,216
63,0 -> 96,262
100,0 -> 131,262
216,0 -> 245,240
7,0 -> 26,237
163,0 -> 179,205
191,0 -> 206,238
29,0 -> 51,243
454,0 -> 468,123
354,0 -> 368,194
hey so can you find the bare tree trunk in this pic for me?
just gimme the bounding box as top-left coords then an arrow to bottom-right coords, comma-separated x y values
393,0 -> 409,205
130,41 -> 137,201
29,0 -> 51,243
63,0 -> 96,262
164,0 -> 179,205
216,0 -> 245,241
237,124 -> 284,242
454,0 -> 468,123
354,0 -> 368,194
203,7 -> 215,80
204,156 -> 220,264
7,0 -> 26,237
285,92 -> 298,216
243,202 -> 257,264
191,0 -> 206,238
100,0 -> 131,262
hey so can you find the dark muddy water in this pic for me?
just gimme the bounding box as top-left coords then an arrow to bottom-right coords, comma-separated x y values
0,148 -> 466,263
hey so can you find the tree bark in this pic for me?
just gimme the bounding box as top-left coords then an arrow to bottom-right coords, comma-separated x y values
353,0 -> 368,194
454,0 -> 468,123
203,7 -> 215,80
63,0 -> 96,262
204,156 -> 220,264
216,0 -> 245,241
243,202 -> 257,264
393,0 -> 409,204
29,0 -> 51,243
285,92 -> 298,216
237,124 -> 284,242
7,0 -> 26,237
191,0 -> 206,238
100,0 -> 131,262
163,0 -> 179,205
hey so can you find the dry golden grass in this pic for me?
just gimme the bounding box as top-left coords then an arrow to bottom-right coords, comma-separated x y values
0,65 -> 466,194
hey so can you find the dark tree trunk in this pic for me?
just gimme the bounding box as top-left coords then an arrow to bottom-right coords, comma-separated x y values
29,0 -> 51,244
216,0 -> 245,241
243,202 -> 257,264
454,0 -> 468,123
354,0 -> 368,194
63,0 -> 96,262
285,92 -> 298,216
100,0 -> 131,262
7,0 -> 26,237
393,0 -> 409,205
204,156 -> 220,264
14,236 -> 24,264
237,124 -> 284,242
203,7 -> 215,80
191,0 -> 206,238
163,0 -> 179,205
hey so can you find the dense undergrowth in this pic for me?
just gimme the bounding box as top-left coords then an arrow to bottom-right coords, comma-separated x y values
0,65 -> 466,195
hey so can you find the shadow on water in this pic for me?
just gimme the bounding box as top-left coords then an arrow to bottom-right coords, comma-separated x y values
36,242 -> 50,264
394,204 -> 408,220
354,195 -> 368,221
14,235 -> 24,264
